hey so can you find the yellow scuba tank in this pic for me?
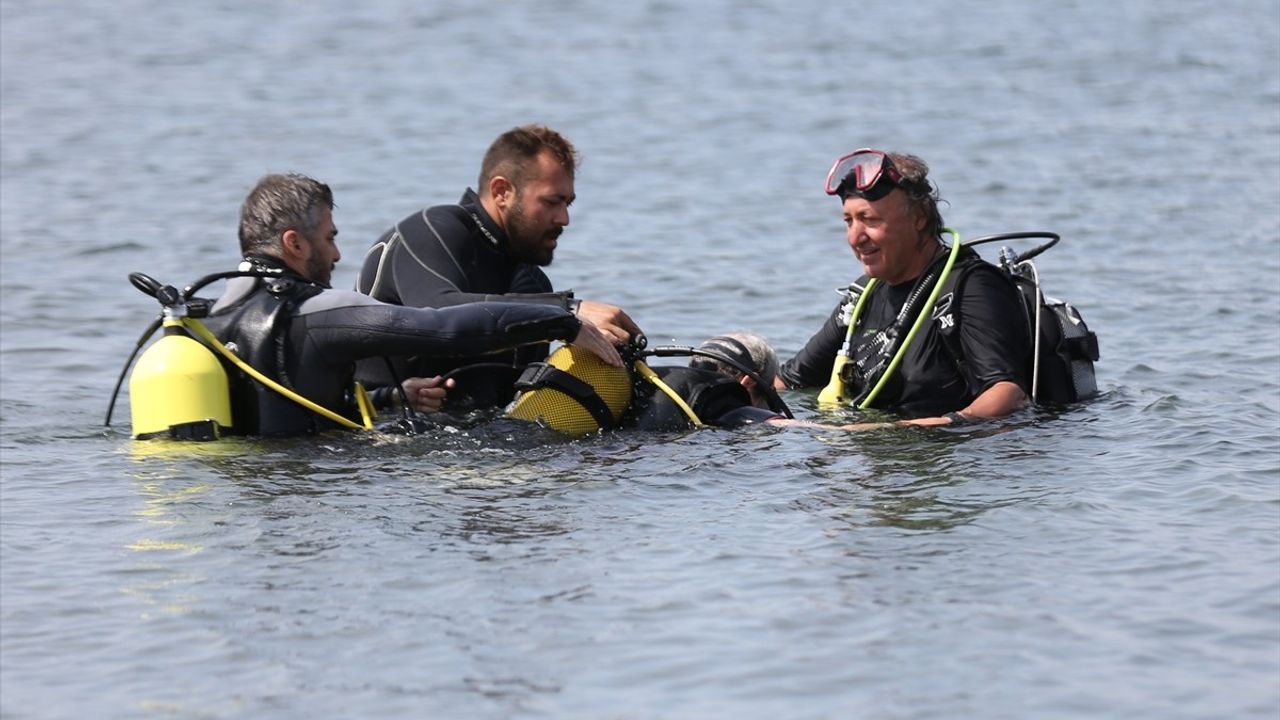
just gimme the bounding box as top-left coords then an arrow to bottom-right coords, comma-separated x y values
507,344 -> 633,437
129,320 -> 232,440
112,270 -> 374,439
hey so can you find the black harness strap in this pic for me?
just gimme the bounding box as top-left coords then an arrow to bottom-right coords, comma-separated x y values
514,362 -> 617,430
1066,331 -> 1101,362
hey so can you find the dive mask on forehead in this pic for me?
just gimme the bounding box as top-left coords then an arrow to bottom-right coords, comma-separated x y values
824,148 -> 902,201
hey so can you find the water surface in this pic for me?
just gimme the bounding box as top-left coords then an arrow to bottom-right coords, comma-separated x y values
2,1 -> 1278,718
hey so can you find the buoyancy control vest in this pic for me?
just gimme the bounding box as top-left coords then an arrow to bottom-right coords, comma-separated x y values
933,256 -> 1099,404
838,248 -> 983,408
112,266 -> 387,440
838,232 -> 1099,408
200,275 -> 331,436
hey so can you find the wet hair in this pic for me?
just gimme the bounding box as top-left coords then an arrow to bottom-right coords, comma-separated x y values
887,152 -> 946,241
238,173 -> 334,257
478,124 -> 580,193
691,332 -> 780,388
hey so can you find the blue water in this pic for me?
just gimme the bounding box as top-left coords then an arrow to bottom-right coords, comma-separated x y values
2,1 -> 1278,718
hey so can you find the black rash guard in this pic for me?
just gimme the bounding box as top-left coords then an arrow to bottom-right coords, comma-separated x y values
354,189 -> 573,409
778,251 -> 1031,418
203,263 -> 582,436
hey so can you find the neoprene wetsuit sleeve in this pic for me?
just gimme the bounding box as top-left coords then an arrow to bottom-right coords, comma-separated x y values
395,260 -> 573,310
778,301 -> 846,389
295,292 -> 581,368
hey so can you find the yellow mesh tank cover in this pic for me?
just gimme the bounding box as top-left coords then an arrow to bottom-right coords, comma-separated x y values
507,344 -> 632,437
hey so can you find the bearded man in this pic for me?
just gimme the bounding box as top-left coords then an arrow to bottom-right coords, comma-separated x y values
356,124 -> 640,410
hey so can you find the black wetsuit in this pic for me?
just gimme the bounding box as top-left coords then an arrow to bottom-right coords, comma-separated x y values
624,366 -> 780,431
778,250 -> 1031,418
354,189 -> 574,410
202,258 -> 582,436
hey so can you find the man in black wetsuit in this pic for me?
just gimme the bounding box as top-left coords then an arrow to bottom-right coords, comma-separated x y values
775,149 -> 1032,427
202,173 -> 620,436
355,124 -> 641,411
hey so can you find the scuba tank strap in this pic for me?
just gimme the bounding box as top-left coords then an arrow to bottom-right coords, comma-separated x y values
181,316 -> 368,431
514,362 -> 619,430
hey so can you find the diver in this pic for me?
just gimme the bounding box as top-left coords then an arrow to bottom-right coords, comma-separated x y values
624,333 -> 789,431
117,172 -> 621,438
507,331 -> 799,436
775,148 -> 1035,427
354,124 -> 642,411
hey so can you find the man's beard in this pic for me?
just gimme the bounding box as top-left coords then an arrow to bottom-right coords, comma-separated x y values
506,200 -> 559,267
306,253 -> 333,288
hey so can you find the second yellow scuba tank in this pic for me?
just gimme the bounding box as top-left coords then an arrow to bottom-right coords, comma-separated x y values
109,270 -> 380,441
113,272 -> 233,441
507,344 -> 634,437
129,322 -> 232,440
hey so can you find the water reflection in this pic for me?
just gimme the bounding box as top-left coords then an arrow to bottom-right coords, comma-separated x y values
795,420 -> 1049,532
122,455 -> 225,616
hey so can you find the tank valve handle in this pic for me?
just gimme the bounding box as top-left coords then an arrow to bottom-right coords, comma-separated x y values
130,272 -> 162,298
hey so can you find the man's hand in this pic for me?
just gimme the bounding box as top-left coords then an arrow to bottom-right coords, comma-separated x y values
571,319 -> 624,367
576,300 -> 642,345
400,376 -> 456,414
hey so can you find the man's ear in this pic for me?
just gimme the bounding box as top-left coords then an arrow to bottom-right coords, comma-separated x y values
281,228 -> 308,259
739,375 -> 757,390
489,175 -> 515,210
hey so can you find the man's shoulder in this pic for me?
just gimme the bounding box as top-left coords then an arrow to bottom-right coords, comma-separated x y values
943,254 -> 1017,303
295,287 -> 384,316
944,257 -> 1031,346
954,259 -> 1018,301
388,201 -> 472,239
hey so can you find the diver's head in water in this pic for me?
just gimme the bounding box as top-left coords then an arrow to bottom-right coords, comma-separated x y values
690,332 -> 780,409
238,173 -> 340,287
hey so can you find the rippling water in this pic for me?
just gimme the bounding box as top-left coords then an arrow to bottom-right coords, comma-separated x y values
2,1 -> 1278,718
